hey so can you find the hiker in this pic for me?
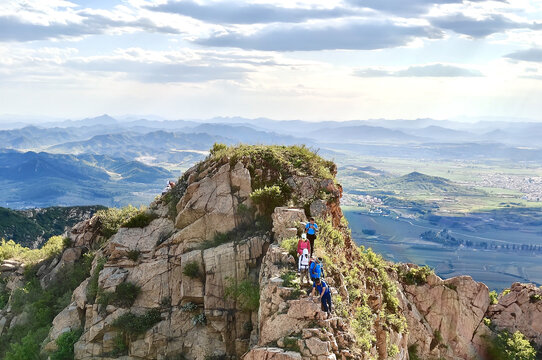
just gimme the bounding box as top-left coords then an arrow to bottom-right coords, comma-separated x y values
297,233 -> 311,257
311,277 -> 332,318
298,248 -> 310,285
305,217 -> 318,256
162,180 -> 173,195
309,257 -> 324,284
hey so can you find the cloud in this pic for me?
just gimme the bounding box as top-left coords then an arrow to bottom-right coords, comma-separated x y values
196,21 -> 442,51
346,0 -> 496,17
430,13 -> 526,38
505,48 -> 542,63
147,1 -> 358,24
65,58 -> 250,83
0,12 -> 180,42
354,63 -> 483,77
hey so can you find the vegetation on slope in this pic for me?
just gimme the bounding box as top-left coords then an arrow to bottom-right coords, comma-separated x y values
0,205 -> 105,247
0,248 -> 94,359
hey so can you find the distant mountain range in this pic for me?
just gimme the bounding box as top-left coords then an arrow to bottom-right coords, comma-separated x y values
0,114 -> 541,210
0,150 -> 174,209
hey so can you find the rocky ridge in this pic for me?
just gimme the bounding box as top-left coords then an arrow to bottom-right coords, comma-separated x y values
0,145 -> 540,360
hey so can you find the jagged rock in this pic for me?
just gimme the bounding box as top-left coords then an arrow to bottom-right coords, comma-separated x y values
45,302 -> 84,351
70,216 -> 103,248
402,274 -> 490,360
173,162 -> 252,249
309,199 -> 327,219
41,247 -> 83,288
1,260 -> 20,272
487,282 -> 542,346
108,217 -> 174,258
244,347 -> 302,360
271,207 -> 306,243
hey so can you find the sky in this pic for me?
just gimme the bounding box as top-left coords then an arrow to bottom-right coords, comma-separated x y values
0,0 -> 542,121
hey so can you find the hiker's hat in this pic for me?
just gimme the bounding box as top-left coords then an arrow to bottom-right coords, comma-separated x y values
301,233 -> 307,240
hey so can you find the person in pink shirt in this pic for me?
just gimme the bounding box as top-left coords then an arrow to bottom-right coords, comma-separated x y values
297,233 -> 311,257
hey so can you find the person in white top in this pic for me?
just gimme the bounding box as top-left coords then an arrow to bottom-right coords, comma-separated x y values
298,248 -> 310,285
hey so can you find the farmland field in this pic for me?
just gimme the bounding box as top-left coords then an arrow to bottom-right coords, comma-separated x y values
344,208 -> 542,291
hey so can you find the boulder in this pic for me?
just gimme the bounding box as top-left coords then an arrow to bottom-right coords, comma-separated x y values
173,162 -> 252,249
402,274 -> 490,360
488,283 -> 542,346
271,207 -> 306,243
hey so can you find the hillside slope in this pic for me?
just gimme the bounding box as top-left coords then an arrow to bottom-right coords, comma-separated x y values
0,145 -> 539,360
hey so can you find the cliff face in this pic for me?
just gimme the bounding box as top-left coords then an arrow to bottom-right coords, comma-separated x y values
0,145 -> 540,360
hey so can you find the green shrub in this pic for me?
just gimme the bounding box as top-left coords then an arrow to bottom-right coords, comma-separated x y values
401,266 -> 434,286
388,343 -> 399,357
485,330 -> 536,360
489,290 -> 499,305
95,206 -> 140,239
122,211 -> 158,228
87,257 -> 106,304
280,271 -> 298,288
501,289 -> 511,296
192,313 -> 207,326
3,326 -> 50,360
210,142 -> 228,156
0,236 -> 65,264
529,294 -> 541,303
98,282 -> 140,308
126,250 -> 141,261
351,305 -> 375,351
180,302 -> 198,312
156,230 -> 174,246
183,261 -> 202,279
283,337 -> 301,352
110,333 -> 128,357
280,237 -> 298,259
224,278 -> 260,312
408,344 -> 421,360
250,185 -> 289,216
50,328 -> 83,360
112,309 -> 162,335
200,219 -> 269,250
0,253 -> 92,358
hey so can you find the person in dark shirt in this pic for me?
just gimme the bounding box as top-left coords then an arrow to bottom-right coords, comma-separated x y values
305,217 -> 318,256
311,278 -> 332,318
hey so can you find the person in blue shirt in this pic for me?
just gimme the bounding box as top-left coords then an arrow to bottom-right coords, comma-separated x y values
305,218 -> 318,256
309,257 -> 323,283
311,278 -> 332,318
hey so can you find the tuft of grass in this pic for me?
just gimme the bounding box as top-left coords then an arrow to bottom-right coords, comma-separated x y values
224,278 -> 260,312
279,237 -> 298,258
180,302 -> 198,312
280,271 -> 298,288
122,211 -> 158,228
192,313 -> 207,326
250,185 -> 289,216
401,266 -> 434,286
529,294 -> 542,303
489,290 -> 499,305
87,257 -> 106,304
283,337 -> 301,352
50,328 -> 82,360
183,261 -> 202,279
97,282 -> 140,308
112,308 -> 162,335
126,250 -> 141,262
